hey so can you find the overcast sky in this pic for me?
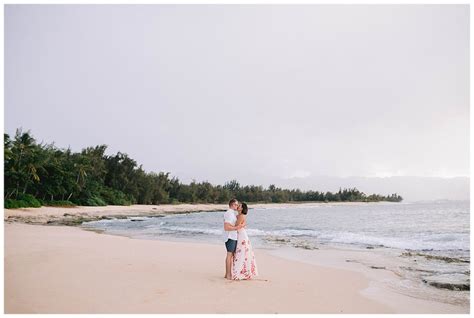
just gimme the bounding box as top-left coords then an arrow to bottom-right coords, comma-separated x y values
5,5 -> 469,190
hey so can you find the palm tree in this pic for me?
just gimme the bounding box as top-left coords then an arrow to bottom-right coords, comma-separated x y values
10,128 -> 38,198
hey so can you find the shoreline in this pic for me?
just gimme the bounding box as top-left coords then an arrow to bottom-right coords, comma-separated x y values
267,245 -> 470,311
5,221 -> 469,313
80,224 -> 471,311
5,222 -> 391,314
4,202 -> 469,313
4,201 -> 396,226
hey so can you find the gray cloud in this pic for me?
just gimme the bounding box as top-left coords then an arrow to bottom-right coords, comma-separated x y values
5,5 -> 469,200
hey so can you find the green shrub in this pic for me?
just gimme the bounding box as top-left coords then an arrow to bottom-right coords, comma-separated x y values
100,187 -> 131,205
170,198 -> 180,205
5,199 -> 20,209
16,194 -> 42,207
4,194 -> 42,209
70,196 -> 106,206
43,200 -> 76,207
85,195 -> 107,206
4,194 -> 42,208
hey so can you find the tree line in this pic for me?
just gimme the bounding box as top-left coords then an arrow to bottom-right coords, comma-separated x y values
4,128 -> 403,208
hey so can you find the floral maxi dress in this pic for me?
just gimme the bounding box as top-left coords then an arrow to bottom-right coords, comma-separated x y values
232,227 -> 259,280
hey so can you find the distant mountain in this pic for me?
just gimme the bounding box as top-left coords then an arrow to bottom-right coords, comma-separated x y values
262,175 -> 469,202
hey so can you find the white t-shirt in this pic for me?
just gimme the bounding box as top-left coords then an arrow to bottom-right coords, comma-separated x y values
223,208 -> 238,241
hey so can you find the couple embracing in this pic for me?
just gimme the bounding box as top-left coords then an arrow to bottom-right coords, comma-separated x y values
223,199 -> 258,280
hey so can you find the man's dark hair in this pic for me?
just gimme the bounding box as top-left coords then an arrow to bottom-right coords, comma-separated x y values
228,198 -> 238,207
241,202 -> 248,215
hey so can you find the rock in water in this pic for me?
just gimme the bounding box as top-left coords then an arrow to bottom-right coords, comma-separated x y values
422,274 -> 470,291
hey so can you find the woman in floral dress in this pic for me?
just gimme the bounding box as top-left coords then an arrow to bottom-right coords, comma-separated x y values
232,202 -> 259,280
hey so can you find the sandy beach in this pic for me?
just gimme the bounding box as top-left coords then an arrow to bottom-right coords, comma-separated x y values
5,222 -> 391,314
4,203 -> 469,314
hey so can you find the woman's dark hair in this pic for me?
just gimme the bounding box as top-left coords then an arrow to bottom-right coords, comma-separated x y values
241,202 -> 248,215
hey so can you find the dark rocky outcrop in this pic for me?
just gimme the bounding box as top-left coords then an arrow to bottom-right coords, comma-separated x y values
401,251 -> 470,263
422,274 -> 470,291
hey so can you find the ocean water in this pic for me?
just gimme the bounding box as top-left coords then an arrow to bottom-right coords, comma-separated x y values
81,200 -> 470,305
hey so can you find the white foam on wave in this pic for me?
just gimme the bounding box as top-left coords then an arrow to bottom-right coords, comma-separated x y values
85,218 -> 469,252
153,224 -> 469,251
317,232 -> 469,251
251,205 -> 324,211
154,225 -> 321,238
158,225 -> 223,236
127,217 -> 150,221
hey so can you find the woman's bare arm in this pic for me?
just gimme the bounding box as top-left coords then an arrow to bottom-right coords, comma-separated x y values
224,222 -> 241,231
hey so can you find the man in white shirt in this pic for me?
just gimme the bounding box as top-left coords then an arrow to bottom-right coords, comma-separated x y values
224,198 -> 244,280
